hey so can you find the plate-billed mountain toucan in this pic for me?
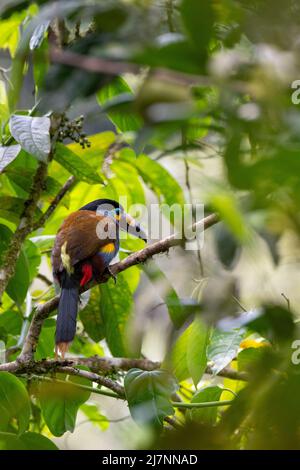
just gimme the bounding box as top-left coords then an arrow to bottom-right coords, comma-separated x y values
52,198 -> 147,357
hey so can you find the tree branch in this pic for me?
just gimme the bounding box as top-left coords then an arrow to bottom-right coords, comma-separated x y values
49,47 -> 249,92
50,47 -> 212,87
0,355 -> 248,387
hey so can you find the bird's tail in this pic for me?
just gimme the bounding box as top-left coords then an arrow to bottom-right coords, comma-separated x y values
55,273 -> 79,358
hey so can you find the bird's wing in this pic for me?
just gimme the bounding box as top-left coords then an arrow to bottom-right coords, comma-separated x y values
52,210 -> 118,273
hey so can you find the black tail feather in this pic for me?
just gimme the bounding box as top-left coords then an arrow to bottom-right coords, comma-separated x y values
56,274 -> 79,345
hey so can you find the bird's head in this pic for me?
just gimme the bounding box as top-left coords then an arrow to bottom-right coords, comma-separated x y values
80,198 -> 147,242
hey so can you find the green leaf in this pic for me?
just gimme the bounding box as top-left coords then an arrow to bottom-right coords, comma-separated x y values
0,431 -> 58,450
80,403 -> 109,431
181,0 -> 214,56
79,288 -> 105,343
0,144 -> 21,172
0,310 -> 22,336
55,143 -> 104,185
246,305 -> 295,345
39,374 -> 91,437
120,151 -> 185,214
24,239 -> 41,282
237,347 -> 265,372
0,10 -> 26,57
187,318 -> 211,386
169,325 -> 190,383
97,77 -> 141,132
0,196 -> 30,223
169,318 -> 210,384
214,223 -> 241,269
100,274 -> 133,356
210,192 -> 249,242
111,156 -> 145,206
124,369 -> 177,429
9,115 -> 51,162
33,37 -> 49,90
34,318 -> 55,360
67,132 -> 116,167
0,224 -> 30,304
0,372 -> 30,434
187,386 -> 223,425
29,235 -> 55,251
207,329 -> 244,375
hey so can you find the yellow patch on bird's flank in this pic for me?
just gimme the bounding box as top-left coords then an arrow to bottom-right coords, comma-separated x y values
61,241 -> 74,274
101,242 -> 115,254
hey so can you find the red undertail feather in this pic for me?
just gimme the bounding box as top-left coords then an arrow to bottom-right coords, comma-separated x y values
80,263 -> 93,287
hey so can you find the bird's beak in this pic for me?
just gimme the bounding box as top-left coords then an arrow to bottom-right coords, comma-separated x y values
120,213 -> 147,242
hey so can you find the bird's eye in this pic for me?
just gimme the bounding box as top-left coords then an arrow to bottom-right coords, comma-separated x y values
104,210 -> 109,216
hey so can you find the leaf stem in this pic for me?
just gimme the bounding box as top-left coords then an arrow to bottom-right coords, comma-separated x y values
171,399 -> 234,409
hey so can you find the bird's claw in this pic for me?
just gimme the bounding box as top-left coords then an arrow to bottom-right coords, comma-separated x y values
106,266 -> 117,284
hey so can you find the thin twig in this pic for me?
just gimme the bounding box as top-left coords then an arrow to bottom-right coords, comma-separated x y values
172,399 -> 234,409
37,273 -> 52,287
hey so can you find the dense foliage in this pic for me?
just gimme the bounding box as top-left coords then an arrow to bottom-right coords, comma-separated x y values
0,0 -> 300,450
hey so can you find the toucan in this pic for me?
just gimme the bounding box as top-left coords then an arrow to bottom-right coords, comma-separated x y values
51,198 -> 147,357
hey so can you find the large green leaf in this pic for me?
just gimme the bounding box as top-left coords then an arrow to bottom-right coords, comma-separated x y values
124,369 -> 177,429
186,317 -> 211,386
99,274 -> 133,357
111,156 -> 145,207
0,372 -> 30,434
9,115 -> 51,162
0,431 -> 58,450
97,76 -> 141,132
39,374 -> 91,437
187,386 -> 223,425
169,325 -> 190,383
67,132 -> 116,169
169,318 -> 210,384
0,224 -> 30,304
207,329 -> 244,375
55,143 -> 104,185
